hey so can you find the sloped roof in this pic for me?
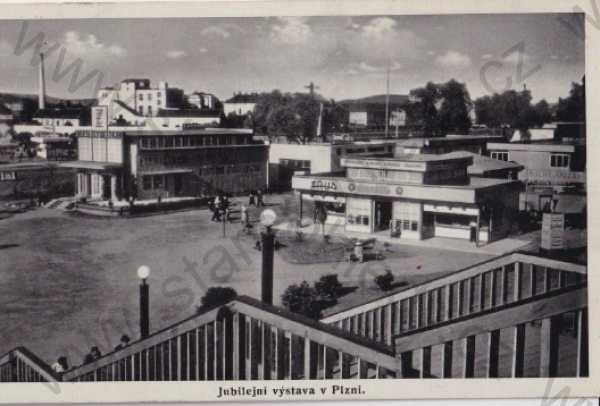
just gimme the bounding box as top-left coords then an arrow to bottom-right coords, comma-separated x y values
0,103 -> 13,116
444,151 -> 523,174
34,108 -> 83,119
157,109 -> 220,118
225,93 -> 259,103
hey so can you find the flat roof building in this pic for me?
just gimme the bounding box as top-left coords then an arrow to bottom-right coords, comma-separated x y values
268,141 -> 396,191
62,128 -> 268,202
292,152 -> 521,244
487,141 -> 586,212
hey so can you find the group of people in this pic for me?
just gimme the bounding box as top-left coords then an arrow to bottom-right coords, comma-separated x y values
209,194 -> 232,222
247,189 -> 265,207
51,335 -> 132,374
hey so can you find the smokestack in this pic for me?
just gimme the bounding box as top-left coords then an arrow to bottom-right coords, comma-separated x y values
38,53 -> 46,110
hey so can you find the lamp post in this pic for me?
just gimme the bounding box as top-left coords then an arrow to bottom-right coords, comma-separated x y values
259,209 -> 277,305
137,265 -> 151,339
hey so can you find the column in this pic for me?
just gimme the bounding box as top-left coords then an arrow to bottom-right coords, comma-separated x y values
385,304 -> 393,345
442,341 -> 453,378
420,346 -> 431,378
232,312 -> 240,380
110,175 -> 118,201
462,335 -> 475,378
444,285 -> 452,321
576,309 -> 589,377
540,316 -> 560,377
511,323 -> 525,377
486,330 -> 500,378
513,262 -> 521,302
303,335 -> 311,379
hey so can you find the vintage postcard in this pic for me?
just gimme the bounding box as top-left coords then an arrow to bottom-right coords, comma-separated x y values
0,0 -> 597,403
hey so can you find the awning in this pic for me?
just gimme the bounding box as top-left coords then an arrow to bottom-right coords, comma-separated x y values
139,169 -> 194,175
59,160 -> 122,171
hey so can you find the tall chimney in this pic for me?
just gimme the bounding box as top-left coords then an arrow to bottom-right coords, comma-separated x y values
38,53 -> 46,110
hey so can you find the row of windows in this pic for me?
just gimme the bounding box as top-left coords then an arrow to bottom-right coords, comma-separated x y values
279,159 -> 310,169
138,92 -> 161,101
491,151 -> 571,169
392,219 -> 419,231
491,151 -> 509,161
347,215 -> 369,226
139,135 -> 249,149
550,153 -> 570,168
0,171 -> 16,181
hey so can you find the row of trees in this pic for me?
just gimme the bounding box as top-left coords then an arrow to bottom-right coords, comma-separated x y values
222,76 -> 585,143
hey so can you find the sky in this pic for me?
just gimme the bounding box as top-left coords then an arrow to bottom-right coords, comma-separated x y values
0,14 -> 585,104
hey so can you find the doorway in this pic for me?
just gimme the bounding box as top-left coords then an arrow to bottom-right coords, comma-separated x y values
374,200 -> 392,231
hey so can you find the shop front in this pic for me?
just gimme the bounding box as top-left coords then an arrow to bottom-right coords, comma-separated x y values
293,173 -> 520,245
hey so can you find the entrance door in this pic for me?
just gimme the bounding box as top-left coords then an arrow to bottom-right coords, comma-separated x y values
539,195 -> 552,212
374,200 -> 392,231
470,226 -> 477,242
174,175 -> 183,196
102,175 -> 111,200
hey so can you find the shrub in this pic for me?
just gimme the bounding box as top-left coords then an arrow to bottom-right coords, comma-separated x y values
281,281 -> 322,319
197,287 -> 237,313
374,270 -> 394,291
314,273 -> 342,301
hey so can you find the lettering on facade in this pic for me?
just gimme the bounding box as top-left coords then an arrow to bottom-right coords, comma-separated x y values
311,179 -> 337,191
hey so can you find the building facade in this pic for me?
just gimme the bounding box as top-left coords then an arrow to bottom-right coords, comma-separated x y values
223,93 -> 258,116
268,141 -> 396,191
97,79 -> 185,117
487,142 -> 586,212
63,128 -> 268,201
292,153 -> 521,244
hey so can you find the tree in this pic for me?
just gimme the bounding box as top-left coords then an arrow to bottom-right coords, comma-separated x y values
408,79 -> 472,136
314,274 -> 342,301
556,77 -> 585,122
473,89 -> 551,131
437,79 -> 472,134
408,82 -> 441,137
374,270 -> 394,291
281,281 -> 322,319
197,287 -> 237,312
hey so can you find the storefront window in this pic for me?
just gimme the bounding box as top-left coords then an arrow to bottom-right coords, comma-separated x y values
143,176 -> 152,190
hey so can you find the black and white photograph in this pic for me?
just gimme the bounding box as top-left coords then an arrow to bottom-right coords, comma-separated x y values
0,1 -> 595,402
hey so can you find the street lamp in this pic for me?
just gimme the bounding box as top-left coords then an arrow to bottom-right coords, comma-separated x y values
259,209 -> 277,305
137,265 -> 151,339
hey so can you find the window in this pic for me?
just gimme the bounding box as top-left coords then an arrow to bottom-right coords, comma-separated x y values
0,171 -> 16,181
550,153 -> 570,168
147,93 -> 152,101
491,151 -> 509,161
139,94 -> 143,101
143,176 -> 152,190
138,106 -> 143,114
153,175 -> 163,189
147,106 -> 153,116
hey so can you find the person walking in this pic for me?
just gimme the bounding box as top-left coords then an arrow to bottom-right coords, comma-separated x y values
248,191 -> 256,206
240,204 -> 250,233
256,189 -> 264,207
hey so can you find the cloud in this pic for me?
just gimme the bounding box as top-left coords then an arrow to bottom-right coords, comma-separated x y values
270,17 -> 312,45
200,26 -> 231,38
62,31 -> 126,58
360,16 -> 397,40
481,53 -> 493,60
0,39 -> 12,57
199,47 -> 208,53
435,50 -> 472,68
166,50 -> 187,59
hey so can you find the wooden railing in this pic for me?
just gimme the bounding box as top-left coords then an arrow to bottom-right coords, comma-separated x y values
0,347 -> 59,382
393,284 -> 588,378
62,296 -> 399,382
320,253 -> 586,347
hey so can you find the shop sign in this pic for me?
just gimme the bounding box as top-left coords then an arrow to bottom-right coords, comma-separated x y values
311,179 -> 337,191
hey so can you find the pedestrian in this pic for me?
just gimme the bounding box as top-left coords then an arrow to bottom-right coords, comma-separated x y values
114,334 -> 131,351
51,356 -> 68,373
248,191 -> 256,206
240,204 -> 250,233
257,189 -> 264,207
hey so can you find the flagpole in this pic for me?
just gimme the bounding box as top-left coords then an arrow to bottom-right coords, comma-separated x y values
385,62 -> 390,138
